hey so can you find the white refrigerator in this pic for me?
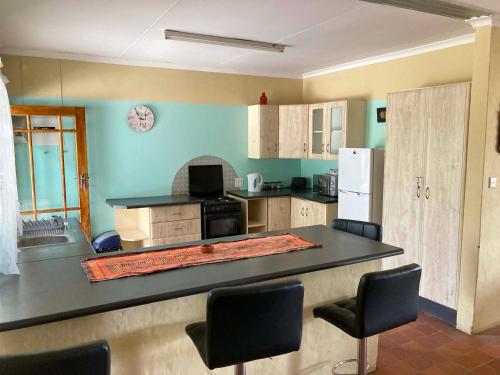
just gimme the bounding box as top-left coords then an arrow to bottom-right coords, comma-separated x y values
338,148 -> 384,224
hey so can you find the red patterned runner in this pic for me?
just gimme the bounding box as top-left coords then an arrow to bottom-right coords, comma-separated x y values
81,233 -> 321,282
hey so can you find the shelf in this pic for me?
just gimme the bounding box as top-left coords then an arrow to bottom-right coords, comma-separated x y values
119,229 -> 148,242
248,220 -> 267,228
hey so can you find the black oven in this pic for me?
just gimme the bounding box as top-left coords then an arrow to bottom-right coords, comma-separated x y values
203,211 -> 241,239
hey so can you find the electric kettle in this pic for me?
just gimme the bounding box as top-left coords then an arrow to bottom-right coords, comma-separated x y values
247,173 -> 263,192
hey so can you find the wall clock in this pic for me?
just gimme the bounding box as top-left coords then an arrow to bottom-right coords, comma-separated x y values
128,105 -> 155,132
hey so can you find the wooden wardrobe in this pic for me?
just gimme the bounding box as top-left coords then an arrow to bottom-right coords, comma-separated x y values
382,83 -> 470,310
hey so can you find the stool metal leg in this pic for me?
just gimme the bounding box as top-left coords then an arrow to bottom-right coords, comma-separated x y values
234,363 -> 246,375
332,338 -> 369,375
358,338 -> 367,375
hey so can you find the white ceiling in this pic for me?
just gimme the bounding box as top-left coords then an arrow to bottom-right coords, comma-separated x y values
0,0 -> 498,78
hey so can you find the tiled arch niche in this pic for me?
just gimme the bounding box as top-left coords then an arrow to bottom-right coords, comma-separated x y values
171,155 -> 238,195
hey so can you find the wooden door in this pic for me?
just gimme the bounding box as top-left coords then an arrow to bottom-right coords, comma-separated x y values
11,105 -> 90,238
420,83 -> 470,309
290,198 -> 305,228
267,197 -> 291,231
302,200 -> 326,226
382,89 -> 428,271
279,105 -> 308,158
308,103 -> 327,160
248,105 -> 278,159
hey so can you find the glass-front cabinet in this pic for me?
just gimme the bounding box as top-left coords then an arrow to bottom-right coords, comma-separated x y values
308,101 -> 348,160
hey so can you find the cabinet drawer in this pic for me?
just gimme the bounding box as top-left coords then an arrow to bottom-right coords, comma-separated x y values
151,234 -> 201,247
150,204 -> 200,223
151,219 -> 201,238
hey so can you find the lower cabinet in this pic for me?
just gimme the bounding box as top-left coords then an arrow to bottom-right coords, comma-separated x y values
291,197 -> 338,228
114,203 -> 201,248
267,197 -> 291,231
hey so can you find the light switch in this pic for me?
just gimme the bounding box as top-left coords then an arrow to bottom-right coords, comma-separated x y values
489,177 -> 497,188
235,177 -> 243,188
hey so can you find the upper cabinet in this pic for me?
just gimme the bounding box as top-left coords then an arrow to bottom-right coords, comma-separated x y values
279,105 -> 309,159
248,105 -> 279,159
308,100 -> 366,160
248,100 -> 365,160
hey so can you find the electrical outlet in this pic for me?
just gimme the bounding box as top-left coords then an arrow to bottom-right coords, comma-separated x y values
235,177 -> 243,188
489,177 -> 497,188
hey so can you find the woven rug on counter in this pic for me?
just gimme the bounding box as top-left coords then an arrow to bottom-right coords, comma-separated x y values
81,233 -> 321,282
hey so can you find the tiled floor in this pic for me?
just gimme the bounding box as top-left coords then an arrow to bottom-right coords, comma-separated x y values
374,313 -> 500,374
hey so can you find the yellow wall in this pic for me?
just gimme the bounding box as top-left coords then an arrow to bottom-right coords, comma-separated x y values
473,26 -> 500,333
0,54 -> 303,105
302,43 -> 473,102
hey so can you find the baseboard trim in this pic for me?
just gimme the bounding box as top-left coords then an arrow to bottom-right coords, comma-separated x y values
419,297 -> 457,326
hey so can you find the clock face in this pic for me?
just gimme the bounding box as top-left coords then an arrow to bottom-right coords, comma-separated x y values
128,105 -> 155,132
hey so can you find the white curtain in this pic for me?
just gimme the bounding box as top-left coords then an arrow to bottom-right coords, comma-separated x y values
0,57 -> 20,275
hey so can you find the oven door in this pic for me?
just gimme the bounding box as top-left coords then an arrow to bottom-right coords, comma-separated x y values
203,212 -> 241,239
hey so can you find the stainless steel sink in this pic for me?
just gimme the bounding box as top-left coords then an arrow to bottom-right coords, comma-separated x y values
18,235 -> 73,249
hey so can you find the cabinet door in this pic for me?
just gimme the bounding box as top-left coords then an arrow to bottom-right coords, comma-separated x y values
303,200 -> 327,226
324,101 -> 346,160
308,103 -> 327,159
382,89 -> 427,271
248,105 -> 278,159
290,198 -> 305,228
420,84 -> 470,309
267,197 -> 291,231
279,105 -> 308,158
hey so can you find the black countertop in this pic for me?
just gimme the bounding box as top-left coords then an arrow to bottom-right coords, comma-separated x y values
228,188 -> 338,204
106,194 -> 205,209
0,225 -> 401,332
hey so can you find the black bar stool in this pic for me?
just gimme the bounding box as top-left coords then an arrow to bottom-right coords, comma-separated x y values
0,340 -> 110,375
186,280 -> 304,375
313,264 -> 421,375
331,219 -> 381,242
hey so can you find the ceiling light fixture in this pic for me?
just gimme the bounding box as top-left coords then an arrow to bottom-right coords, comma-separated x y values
164,30 -> 286,53
359,0 -> 491,19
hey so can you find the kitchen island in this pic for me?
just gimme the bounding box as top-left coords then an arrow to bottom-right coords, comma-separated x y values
0,224 -> 402,374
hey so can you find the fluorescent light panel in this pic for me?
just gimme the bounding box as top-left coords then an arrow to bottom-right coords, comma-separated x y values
164,30 -> 285,53
359,0 -> 491,19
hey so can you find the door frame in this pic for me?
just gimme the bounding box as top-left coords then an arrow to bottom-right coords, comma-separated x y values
10,105 -> 90,238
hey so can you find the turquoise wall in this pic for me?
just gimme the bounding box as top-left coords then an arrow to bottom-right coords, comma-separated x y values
11,96 -> 386,236
299,99 -> 387,183
11,97 -> 301,236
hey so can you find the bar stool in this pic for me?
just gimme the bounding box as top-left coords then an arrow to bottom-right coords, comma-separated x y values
0,340 -> 110,375
313,264 -> 421,375
331,219 -> 381,242
185,280 -> 304,375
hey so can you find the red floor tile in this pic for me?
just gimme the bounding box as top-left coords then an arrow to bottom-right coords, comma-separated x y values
374,313 -> 500,374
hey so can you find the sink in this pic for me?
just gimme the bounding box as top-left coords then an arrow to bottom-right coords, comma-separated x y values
18,235 -> 73,249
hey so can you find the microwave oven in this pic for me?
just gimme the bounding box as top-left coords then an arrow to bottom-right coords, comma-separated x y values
313,172 -> 338,197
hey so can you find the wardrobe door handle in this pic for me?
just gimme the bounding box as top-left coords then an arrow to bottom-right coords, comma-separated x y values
301,207 -> 304,216
425,187 -> 430,200
305,207 -> 309,217
321,144 -> 324,153
326,144 -> 330,153
417,185 -> 421,198
303,142 -> 307,153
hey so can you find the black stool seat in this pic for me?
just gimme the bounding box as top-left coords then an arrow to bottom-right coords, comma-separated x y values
0,340 -> 110,375
314,297 -> 359,338
186,280 -> 304,372
332,219 -> 381,242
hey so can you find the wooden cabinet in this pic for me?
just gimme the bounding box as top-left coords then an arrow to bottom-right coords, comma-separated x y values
267,197 -> 291,231
278,105 -> 308,158
308,100 -> 366,160
248,105 -> 279,159
382,83 -> 470,309
114,203 -> 202,249
290,197 -> 338,228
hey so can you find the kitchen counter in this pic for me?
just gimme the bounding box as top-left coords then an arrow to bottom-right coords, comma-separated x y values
0,225 -> 400,332
106,194 -> 204,209
227,188 -> 338,204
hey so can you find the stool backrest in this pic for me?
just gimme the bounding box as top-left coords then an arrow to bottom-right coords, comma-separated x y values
206,280 -> 304,369
356,264 -> 421,337
332,219 -> 381,242
0,340 -> 110,375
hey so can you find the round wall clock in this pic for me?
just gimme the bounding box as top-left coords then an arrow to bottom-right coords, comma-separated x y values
128,105 -> 155,132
